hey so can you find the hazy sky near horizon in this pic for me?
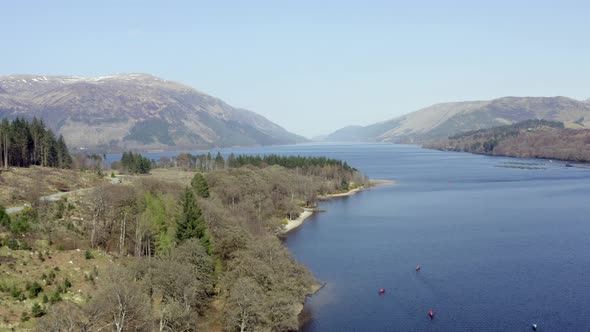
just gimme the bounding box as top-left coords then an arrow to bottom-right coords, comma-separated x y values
2,0 -> 590,137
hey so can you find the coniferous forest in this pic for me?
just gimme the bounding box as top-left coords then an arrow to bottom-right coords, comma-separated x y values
120,151 -> 152,174
0,117 -> 72,169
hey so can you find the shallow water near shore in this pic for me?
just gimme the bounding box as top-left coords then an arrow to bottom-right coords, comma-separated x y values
115,143 -> 590,331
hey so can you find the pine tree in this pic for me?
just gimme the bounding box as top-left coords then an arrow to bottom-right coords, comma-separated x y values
42,129 -> 58,167
11,117 -> 32,167
56,135 -> 72,168
206,152 -> 213,170
120,151 -> 151,174
214,151 -> 225,169
30,117 -> 45,165
0,118 -> 71,169
0,118 -> 9,169
139,156 -> 151,174
191,173 -> 210,198
176,187 -> 207,243
227,152 -> 238,168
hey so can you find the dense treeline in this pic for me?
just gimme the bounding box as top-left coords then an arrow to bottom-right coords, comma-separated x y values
227,154 -> 356,172
0,117 -> 72,169
157,153 -> 365,191
121,151 -> 152,174
0,154 -> 367,331
157,152 -> 355,172
426,119 -> 590,162
159,152 -> 225,171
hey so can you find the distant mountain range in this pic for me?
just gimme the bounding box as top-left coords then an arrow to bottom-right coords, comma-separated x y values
0,74 -> 306,151
324,96 -> 590,143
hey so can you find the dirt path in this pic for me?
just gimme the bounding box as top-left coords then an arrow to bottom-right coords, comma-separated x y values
6,187 -> 94,214
5,174 -> 127,214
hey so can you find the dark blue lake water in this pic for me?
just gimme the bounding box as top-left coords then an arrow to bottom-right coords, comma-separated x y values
284,144 -> 590,332
117,143 -> 590,331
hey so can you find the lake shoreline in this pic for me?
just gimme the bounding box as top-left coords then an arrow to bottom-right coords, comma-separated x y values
284,179 -> 395,330
424,145 -> 590,166
283,179 -> 395,233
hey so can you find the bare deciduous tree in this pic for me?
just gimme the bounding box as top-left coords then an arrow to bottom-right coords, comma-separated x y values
87,267 -> 151,332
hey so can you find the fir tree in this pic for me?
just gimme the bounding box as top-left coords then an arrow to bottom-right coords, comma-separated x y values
56,135 -> 72,168
176,187 -> 207,243
191,173 -> 210,198
0,117 -> 71,169
214,151 -> 225,169
120,151 -> 151,174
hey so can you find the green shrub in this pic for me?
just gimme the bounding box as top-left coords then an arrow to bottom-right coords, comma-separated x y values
49,290 -> 62,304
11,286 -> 25,301
64,277 -> 72,289
6,238 -> 19,250
27,281 -> 43,298
45,270 -> 57,285
54,199 -> 66,220
20,241 -> 31,250
85,249 -> 94,260
31,303 -> 46,317
0,206 -> 10,227
10,214 -> 31,234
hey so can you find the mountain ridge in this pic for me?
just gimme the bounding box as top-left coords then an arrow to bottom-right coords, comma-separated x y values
324,96 -> 590,143
0,73 -> 307,151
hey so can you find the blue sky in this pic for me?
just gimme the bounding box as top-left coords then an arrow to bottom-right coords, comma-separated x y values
2,0 -> 590,137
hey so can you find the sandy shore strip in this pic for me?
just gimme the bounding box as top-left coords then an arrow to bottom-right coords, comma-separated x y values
318,179 -> 395,200
283,179 -> 395,232
284,208 -> 315,232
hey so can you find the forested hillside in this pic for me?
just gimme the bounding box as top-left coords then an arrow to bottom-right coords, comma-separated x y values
0,74 -> 307,151
0,154 -> 369,331
426,119 -> 590,162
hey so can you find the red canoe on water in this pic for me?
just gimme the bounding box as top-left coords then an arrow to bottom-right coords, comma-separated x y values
429,310 -> 435,319
378,288 -> 385,294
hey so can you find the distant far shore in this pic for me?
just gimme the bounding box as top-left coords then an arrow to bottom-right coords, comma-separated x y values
283,179 -> 395,233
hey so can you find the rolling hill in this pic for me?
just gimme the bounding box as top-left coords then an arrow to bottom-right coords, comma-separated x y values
324,96 -> 590,143
0,74 -> 307,151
